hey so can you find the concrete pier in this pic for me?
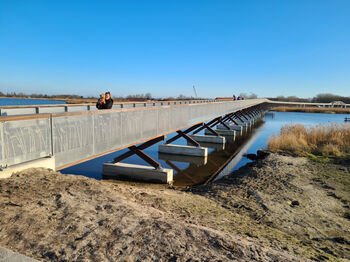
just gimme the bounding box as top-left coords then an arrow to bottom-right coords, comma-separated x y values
158,144 -> 208,157
0,157 -> 55,179
103,162 -> 173,184
188,134 -> 225,144
233,120 -> 251,131
217,124 -> 243,135
193,141 -> 225,150
158,153 -> 208,165
205,128 -> 236,138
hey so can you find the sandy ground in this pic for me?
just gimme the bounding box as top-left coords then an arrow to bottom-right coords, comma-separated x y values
0,153 -> 349,261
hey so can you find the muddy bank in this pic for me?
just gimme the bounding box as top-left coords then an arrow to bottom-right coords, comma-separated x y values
0,153 -> 349,261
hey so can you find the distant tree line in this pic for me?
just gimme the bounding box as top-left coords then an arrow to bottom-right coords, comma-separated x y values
0,91 -> 207,101
0,91 -> 96,100
268,93 -> 350,104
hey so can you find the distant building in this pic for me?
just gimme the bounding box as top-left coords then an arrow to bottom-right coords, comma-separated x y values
330,101 -> 346,108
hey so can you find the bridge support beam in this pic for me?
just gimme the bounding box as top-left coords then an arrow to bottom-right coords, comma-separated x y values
216,124 -> 243,135
205,128 -> 236,138
188,134 -> 225,144
103,163 -> 173,184
160,123 -> 208,156
113,135 -> 165,169
104,135 -> 173,183
159,144 -> 208,157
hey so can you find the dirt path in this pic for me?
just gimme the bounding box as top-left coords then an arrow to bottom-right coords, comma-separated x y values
0,153 -> 349,261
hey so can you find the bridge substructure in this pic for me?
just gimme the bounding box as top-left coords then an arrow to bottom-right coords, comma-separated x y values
0,99 -> 268,182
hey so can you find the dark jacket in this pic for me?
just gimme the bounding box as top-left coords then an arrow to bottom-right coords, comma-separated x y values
102,98 -> 113,109
96,99 -> 105,109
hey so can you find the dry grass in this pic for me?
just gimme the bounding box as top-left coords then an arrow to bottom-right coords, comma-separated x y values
272,106 -> 350,114
268,123 -> 350,157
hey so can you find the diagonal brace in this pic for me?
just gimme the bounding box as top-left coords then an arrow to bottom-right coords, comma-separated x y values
166,123 -> 203,145
129,146 -> 161,169
193,117 -> 221,134
114,135 -> 165,169
218,118 -> 231,130
226,115 -> 239,125
203,123 -> 219,136
237,110 -> 249,120
233,112 -> 245,123
173,130 -> 200,147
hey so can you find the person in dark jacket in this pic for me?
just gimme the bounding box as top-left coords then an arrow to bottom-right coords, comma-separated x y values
96,93 -> 106,109
103,91 -> 113,109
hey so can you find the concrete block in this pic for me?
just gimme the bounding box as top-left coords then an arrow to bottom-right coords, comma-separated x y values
0,157 -> 55,179
205,128 -> 236,138
158,153 -> 208,165
216,124 -> 243,135
103,162 -> 173,184
233,120 -> 251,131
188,134 -> 225,144
231,125 -> 243,135
158,144 -> 207,157
192,141 -> 225,151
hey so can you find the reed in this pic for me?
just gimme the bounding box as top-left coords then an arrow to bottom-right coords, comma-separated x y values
272,106 -> 350,114
268,123 -> 350,157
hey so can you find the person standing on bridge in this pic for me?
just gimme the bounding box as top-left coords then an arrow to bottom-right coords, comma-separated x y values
103,91 -> 114,109
96,93 -> 106,109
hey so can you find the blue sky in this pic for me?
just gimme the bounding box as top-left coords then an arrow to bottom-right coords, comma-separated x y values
0,0 -> 349,98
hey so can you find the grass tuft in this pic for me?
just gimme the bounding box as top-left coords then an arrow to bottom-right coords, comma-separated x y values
268,123 -> 350,158
271,106 -> 350,114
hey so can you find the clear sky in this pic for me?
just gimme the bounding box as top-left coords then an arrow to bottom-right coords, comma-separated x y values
0,0 -> 349,98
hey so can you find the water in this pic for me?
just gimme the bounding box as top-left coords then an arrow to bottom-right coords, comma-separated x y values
0,98 -> 66,106
221,111 -> 349,175
61,111 -> 349,186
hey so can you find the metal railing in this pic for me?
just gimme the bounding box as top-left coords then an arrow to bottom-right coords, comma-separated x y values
0,99 -> 223,116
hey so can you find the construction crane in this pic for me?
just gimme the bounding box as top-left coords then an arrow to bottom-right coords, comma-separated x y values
193,85 -> 197,98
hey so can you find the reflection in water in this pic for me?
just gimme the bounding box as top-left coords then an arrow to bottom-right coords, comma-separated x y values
172,120 -> 264,186
158,153 -> 208,165
213,123 -> 264,182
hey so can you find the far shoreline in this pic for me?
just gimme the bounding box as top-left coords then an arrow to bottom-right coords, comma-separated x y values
272,106 -> 350,114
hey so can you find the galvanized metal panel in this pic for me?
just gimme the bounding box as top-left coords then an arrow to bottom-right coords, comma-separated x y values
53,114 -> 94,167
2,118 -> 51,166
1,108 -> 37,116
158,107 -> 170,134
67,106 -> 88,112
39,107 -> 66,114
141,108 -> 159,138
93,111 -> 122,154
121,110 -> 143,146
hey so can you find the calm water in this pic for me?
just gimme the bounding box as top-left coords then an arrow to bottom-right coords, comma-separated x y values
61,111 -> 349,186
0,98 -> 66,106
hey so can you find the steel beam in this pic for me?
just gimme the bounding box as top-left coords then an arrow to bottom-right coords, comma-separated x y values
114,135 -> 165,168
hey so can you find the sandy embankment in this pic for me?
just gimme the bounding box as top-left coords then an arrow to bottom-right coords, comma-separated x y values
0,153 -> 349,261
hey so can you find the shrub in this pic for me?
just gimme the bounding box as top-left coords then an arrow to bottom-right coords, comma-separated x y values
268,123 -> 350,157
